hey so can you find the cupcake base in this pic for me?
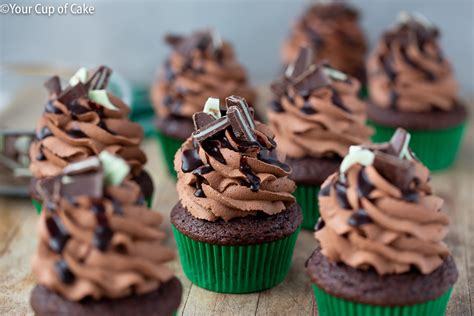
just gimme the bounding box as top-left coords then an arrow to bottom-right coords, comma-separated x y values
307,247 -> 458,310
30,277 -> 182,316
287,156 -> 340,230
171,201 -> 302,293
367,102 -> 468,171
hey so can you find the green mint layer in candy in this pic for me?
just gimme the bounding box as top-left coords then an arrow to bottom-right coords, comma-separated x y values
99,151 -> 130,185
69,67 -> 88,86
88,90 -> 119,111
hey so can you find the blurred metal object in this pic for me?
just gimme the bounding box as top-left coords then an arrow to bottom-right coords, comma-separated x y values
0,129 -> 34,197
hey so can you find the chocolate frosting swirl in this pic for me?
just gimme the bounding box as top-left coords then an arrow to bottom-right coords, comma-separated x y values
269,49 -> 372,159
32,158 -> 175,301
152,31 -> 256,120
367,12 -> 458,112
315,129 -> 450,275
30,67 -> 147,179
175,96 -> 296,222
282,2 -> 367,82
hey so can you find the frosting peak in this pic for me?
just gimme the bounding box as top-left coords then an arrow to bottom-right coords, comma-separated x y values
175,96 -> 296,222
269,47 -> 373,159
315,128 -> 450,275
29,66 -> 147,180
32,156 -> 175,301
152,30 -> 256,120
368,12 -> 458,112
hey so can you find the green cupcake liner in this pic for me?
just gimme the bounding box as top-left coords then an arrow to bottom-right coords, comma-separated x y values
155,131 -> 183,179
33,196 -> 153,215
32,198 -> 42,214
359,86 -> 369,100
313,285 -> 453,316
172,225 -> 301,294
369,120 -> 467,171
293,185 -> 320,230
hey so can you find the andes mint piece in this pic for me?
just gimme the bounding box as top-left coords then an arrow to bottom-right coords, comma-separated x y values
387,128 -> 412,160
44,76 -> 62,95
88,90 -> 119,111
58,82 -> 87,106
293,64 -> 330,94
373,151 -> 416,191
225,95 -> 255,129
270,81 -> 288,98
203,97 -> 221,119
340,146 -> 375,174
286,46 -> 313,79
322,65 -> 348,81
227,107 -> 257,143
192,116 -> 230,142
69,67 -> 88,87
86,66 -> 112,90
99,151 -> 130,186
193,112 -> 216,130
63,157 -> 101,175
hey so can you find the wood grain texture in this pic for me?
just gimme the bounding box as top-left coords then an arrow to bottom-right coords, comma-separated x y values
0,94 -> 472,315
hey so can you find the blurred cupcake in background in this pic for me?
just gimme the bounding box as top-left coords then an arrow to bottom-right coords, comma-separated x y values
171,96 -> 301,293
30,154 -> 181,316
282,1 -> 367,92
307,128 -> 458,316
268,47 -> 372,229
367,12 -> 468,171
29,66 -> 154,212
151,30 -> 256,178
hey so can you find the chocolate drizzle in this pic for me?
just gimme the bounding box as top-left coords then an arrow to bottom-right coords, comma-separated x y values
92,202 -> 113,251
181,148 -> 203,173
240,156 -> 261,192
335,181 -> 351,210
46,215 -> 70,254
55,260 -> 75,284
348,208 -> 373,227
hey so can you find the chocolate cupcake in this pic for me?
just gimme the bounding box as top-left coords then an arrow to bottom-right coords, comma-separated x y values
268,47 -> 373,230
30,153 -> 182,316
307,128 -> 458,315
29,66 -> 154,212
151,30 -> 256,177
171,96 -> 302,293
367,12 -> 468,171
282,1 -> 367,88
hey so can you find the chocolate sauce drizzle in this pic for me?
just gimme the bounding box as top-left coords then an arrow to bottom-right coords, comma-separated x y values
92,202 -> 113,252
240,157 -> 261,192
46,215 -> 71,254
335,181 -> 351,210
181,148 -> 203,173
55,259 -> 75,284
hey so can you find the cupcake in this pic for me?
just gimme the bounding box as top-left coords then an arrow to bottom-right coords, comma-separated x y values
268,47 -> 373,230
367,12 -> 468,171
171,96 -> 302,293
29,66 -> 154,213
307,128 -> 458,316
282,1 -> 367,90
151,30 -> 256,177
30,153 -> 182,316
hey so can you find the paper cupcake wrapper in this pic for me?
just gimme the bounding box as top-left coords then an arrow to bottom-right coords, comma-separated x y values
359,86 -> 369,100
293,185 -> 320,230
154,131 -> 184,179
369,120 -> 467,171
32,196 -> 153,214
313,285 -> 453,316
172,225 -> 300,294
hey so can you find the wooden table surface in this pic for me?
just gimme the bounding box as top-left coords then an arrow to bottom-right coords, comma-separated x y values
0,91 -> 472,315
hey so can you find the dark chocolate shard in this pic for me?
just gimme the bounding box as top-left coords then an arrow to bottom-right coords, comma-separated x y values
287,46 -> 313,79
270,81 -> 288,98
57,82 -> 87,106
85,66 -> 112,90
44,76 -> 62,96
227,107 -> 257,143
192,116 -> 230,142
293,65 -> 330,94
373,151 -> 416,191
192,112 -> 216,130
